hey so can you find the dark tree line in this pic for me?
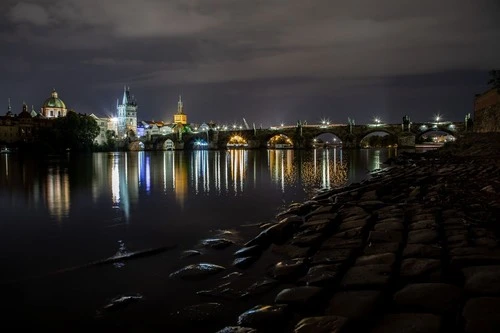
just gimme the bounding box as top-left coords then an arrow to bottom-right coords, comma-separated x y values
37,111 -> 100,153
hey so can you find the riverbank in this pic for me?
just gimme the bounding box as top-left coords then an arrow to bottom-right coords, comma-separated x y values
155,133 -> 500,333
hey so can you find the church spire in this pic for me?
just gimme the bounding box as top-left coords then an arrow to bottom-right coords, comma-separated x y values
177,95 -> 183,114
7,98 -> 11,113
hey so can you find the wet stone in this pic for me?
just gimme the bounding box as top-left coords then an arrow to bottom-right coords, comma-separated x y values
357,200 -> 385,211
371,313 -> 442,333
271,244 -> 310,259
237,304 -> 289,331
171,302 -> 224,322
374,222 -> 403,231
201,238 -> 234,249
293,316 -> 348,333
311,248 -> 355,265
409,220 -> 438,230
363,242 -> 399,255
368,230 -> 403,243
97,294 -> 143,315
180,250 -> 202,258
321,238 -> 363,250
450,248 -> 500,268
393,283 -> 462,314
400,258 -> 441,279
474,237 -> 498,248
169,263 -> 226,280
299,264 -> 342,286
216,327 -> 257,333
338,219 -> 368,232
356,253 -> 396,266
268,258 -> 306,280
243,278 -> 279,297
403,244 -> 441,259
463,266 -> 500,295
407,230 -> 439,244
411,213 -> 436,222
275,286 -> 323,308
338,206 -> 368,219
234,245 -> 262,258
233,256 -> 259,269
307,213 -> 337,222
332,227 -> 363,239
463,297 -> 500,333
326,290 -> 383,319
291,233 -> 323,247
300,219 -> 332,233
341,264 -> 392,289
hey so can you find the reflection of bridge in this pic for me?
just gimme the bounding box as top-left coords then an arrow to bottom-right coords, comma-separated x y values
134,117 -> 471,150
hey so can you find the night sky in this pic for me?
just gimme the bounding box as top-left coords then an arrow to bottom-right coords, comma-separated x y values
1,0 -> 499,126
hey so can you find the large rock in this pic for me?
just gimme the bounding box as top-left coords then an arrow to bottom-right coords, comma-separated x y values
293,316 -> 347,333
326,290 -> 383,319
355,253 -> 396,266
268,258 -> 307,280
171,302 -> 224,322
200,238 -> 234,249
371,313 -> 442,333
402,244 -> 441,259
300,264 -> 342,286
393,283 -> 462,314
400,258 -> 440,279
463,297 -> 500,333
311,248 -> 355,265
275,286 -> 323,308
237,304 -> 289,330
341,264 -> 392,289
338,218 -> 369,232
407,230 -> 439,244
169,263 -> 225,280
368,230 -> 403,243
374,222 -> 404,231
363,242 -> 400,255
463,266 -> 500,295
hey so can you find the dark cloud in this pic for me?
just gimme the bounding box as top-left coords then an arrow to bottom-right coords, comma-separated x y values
1,0 -> 499,124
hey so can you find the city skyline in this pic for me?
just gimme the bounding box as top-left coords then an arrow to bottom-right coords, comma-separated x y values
1,1 -> 499,126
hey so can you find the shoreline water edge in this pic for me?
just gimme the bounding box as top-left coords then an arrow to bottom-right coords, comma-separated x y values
163,133 -> 500,333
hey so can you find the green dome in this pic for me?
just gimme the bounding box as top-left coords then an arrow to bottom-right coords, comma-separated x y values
43,89 -> 66,109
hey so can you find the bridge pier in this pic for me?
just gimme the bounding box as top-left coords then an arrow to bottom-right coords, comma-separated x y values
397,133 -> 416,148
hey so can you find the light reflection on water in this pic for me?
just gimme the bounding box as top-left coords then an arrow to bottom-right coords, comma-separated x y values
0,148 -> 396,223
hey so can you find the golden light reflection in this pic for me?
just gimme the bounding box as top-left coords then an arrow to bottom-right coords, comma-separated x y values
229,149 -> 247,193
268,134 -> 293,148
45,167 -> 70,222
174,153 -> 188,209
268,148 -> 348,193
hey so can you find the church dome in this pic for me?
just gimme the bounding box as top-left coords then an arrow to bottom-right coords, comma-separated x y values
43,89 -> 66,109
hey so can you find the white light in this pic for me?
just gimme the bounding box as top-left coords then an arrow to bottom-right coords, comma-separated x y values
280,123 -> 284,127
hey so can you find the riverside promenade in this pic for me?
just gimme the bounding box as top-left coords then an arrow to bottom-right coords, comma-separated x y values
167,134 -> 500,333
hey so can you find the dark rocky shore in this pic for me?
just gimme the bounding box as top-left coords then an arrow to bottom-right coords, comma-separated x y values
162,133 -> 500,333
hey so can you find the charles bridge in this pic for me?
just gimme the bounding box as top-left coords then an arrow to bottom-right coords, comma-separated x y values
131,115 -> 473,151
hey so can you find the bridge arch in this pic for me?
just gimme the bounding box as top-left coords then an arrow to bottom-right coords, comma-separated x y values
359,130 -> 398,148
416,128 -> 457,143
267,134 -> 294,148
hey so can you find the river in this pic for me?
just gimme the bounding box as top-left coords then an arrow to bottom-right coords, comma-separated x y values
0,148 -> 398,331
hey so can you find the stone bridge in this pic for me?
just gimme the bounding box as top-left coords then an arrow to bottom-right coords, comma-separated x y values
138,118 -> 471,150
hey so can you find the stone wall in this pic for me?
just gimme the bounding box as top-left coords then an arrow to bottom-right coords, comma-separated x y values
474,89 -> 500,132
475,105 -> 500,133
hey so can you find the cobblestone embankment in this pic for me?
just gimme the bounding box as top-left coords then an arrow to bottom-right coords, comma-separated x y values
207,134 -> 500,333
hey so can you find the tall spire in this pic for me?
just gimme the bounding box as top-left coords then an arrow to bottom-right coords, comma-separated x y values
122,85 -> 128,105
7,98 -> 11,112
177,95 -> 183,114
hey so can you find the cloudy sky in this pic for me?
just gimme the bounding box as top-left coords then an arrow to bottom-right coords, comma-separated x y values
1,0 -> 499,126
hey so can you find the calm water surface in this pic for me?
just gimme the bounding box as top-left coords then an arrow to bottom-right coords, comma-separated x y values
0,148 -> 397,330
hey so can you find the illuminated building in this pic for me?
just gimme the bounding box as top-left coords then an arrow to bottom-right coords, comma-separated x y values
116,86 -> 138,138
173,95 -> 187,125
41,89 -> 67,118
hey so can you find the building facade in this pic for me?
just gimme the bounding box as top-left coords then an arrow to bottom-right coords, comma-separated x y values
0,101 -> 53,144
117,86 -> 138,138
